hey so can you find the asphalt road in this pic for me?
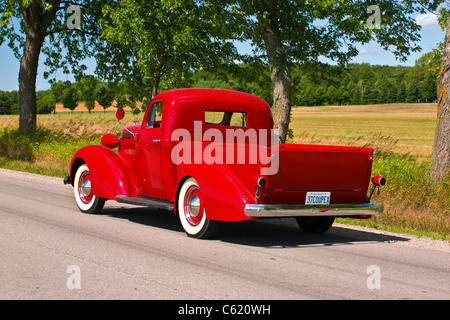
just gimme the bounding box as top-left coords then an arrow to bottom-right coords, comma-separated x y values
0,168 -> 449,301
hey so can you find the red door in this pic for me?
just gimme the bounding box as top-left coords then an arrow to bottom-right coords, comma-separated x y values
135,101 -> 166,199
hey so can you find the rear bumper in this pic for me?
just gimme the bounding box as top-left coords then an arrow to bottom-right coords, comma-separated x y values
244,202 -> 384,217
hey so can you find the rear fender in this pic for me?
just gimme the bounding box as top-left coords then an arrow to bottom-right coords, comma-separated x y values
70,145 -> 137,200
175,164 -> 254,222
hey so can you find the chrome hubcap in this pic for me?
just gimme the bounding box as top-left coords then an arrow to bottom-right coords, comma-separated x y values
81,179 -> 91,197
189,195 -> 200,217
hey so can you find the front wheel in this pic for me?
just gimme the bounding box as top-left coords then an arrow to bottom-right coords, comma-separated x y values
74,163 -> 105,214
296,216 -> 335,234
177,177 -> 217,239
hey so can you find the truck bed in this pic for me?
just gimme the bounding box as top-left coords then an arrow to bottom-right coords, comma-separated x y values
267,144 -> 373,204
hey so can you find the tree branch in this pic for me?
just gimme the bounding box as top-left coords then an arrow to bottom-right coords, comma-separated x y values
42,0 -> 62,31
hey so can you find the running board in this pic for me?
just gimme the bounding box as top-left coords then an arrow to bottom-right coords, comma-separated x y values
115,195 -> 174,211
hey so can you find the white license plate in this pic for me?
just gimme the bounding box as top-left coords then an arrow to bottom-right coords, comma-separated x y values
305,192 -> 331,205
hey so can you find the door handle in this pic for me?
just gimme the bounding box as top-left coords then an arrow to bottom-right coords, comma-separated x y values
152,139 -> 160,146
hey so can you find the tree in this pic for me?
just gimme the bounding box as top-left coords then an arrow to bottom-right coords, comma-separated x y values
0,0 -> 105,133
62,83 -> 78,112
36,94 -> 55,114
0,91 -> 9,114
397,81 -> 407,102
96,83 -> 115,112
50,80 -> 66,103
430,16 -> 450,181
231,0 -> 443,142
78,75 -> 99,113
406,82 -> 421,103
421,74 -> 437,102
98,0 -> 241,100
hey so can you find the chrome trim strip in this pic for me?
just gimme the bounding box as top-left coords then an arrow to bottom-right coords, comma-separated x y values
245,202 -> 384,217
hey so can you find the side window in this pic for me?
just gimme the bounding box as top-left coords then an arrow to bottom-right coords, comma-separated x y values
146,101 -> 163,128
204,111 -> 247,127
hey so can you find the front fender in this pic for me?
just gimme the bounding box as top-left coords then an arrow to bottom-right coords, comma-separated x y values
70,145 -> 137,200
176,164 -> 255,222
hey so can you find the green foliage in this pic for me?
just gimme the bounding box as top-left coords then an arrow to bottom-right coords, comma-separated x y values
77,76 -> 100,113
0,127 -> 34,161
190,60 -> 439,107
62,83 -> 79,112
96,84 -> 115,111
36,95 -> 55,114
0,90 -> 18,114
97,0 -> 241,99
50,80 -> 66,103
0,1 -> 106,78
289,58 -> 439,106
371,149 -> 450,236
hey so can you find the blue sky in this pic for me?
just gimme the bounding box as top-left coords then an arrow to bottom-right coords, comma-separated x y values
0,12 -> 445,92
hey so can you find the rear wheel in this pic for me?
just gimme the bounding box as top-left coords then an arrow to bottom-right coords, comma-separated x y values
296,216 -> 335,234
178,177 -> 217,239
74,164 -> 105,214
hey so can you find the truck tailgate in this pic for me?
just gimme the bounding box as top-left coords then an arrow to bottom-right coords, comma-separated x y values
270,144 -> 373,192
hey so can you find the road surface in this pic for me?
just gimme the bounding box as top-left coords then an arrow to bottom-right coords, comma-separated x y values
0,168 -> 449,300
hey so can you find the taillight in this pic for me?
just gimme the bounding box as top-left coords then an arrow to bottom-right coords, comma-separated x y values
372,176 -> 386,186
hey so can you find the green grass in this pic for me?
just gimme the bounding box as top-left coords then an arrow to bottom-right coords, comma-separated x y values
0,103 -> 448,239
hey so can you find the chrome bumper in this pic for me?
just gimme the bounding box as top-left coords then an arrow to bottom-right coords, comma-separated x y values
244,202 -> 384,217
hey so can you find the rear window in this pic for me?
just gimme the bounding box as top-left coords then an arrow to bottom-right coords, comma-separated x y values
204,111 -> 247,127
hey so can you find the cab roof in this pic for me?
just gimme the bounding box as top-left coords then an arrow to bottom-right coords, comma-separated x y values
152,88 -> 273,132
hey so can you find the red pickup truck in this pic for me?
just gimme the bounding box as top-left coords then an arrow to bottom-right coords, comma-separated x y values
65,88 -> 384,238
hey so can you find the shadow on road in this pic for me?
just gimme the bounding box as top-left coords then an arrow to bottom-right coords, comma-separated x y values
101,203 -> 409,248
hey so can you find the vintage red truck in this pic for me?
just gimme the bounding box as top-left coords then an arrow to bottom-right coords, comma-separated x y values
64,88 -> 385,238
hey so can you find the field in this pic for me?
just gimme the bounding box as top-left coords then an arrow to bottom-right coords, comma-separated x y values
290,103 -> 437,159
0,102 -> 448,239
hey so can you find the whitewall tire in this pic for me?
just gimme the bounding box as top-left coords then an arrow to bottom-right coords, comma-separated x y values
74,164 -> 105,214
178,177 -> 217,238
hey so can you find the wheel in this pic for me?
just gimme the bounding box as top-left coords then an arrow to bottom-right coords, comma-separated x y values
296,216 -> 335,234
73,163 -> 105,214
178,177 -> 217,239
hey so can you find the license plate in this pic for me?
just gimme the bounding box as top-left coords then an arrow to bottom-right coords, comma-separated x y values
305,192 -> 331,205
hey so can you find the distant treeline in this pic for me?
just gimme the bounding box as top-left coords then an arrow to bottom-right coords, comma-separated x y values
192,55 -> 439,107
0,57 -> 439,115
0,90 -> 55,115
290,62 -> 438,106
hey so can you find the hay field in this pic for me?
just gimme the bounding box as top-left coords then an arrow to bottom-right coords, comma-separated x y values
290,103 -> 437,160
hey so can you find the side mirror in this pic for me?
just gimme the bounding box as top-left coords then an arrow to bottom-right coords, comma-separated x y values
115,107 -> 137,139
116,108 -> 125,121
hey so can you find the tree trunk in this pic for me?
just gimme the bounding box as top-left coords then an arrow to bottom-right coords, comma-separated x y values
18,2 -> 48,135
18,0 -> 60,134
257,1 -> 291,144
430,18 -> 450,181
19,33 -> 44,134
152,76 -> 161,99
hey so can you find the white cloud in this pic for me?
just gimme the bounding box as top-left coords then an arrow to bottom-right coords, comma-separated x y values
415,13 -> 440,31
358,47 -> 385,55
